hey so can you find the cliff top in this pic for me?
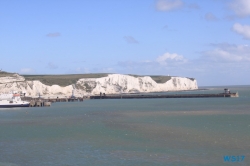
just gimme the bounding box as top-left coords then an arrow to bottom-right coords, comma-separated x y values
22,74 -> 109,86
1,71 -> 195,86
0,71 -> 16,77
129,74 -> 194,83
23,74 -> 177,86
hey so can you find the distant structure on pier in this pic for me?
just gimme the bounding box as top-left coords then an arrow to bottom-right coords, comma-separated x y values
224,88 -> 230,94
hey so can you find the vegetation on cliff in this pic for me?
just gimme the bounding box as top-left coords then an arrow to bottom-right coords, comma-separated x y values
0,71 -> 195,87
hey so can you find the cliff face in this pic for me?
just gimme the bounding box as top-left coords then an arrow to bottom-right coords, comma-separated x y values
76,74 -> 198,95
0,74 -> 198,97
0,75 -> 73,97
0,74 -> 25,83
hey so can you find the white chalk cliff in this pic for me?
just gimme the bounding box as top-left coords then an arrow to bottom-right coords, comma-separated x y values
0,74 -> 198,97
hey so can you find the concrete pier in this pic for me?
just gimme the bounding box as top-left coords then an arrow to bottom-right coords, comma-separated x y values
27,100 -> 49,107
90,92 -> 239,99
44,102 -> 51,107
20,89 -> 239,105
21,96 -> 85,107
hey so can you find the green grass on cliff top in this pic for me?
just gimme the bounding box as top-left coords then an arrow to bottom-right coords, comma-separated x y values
0,71 -> 15,77
0,71 -> 194,86
22,74 -> 109,86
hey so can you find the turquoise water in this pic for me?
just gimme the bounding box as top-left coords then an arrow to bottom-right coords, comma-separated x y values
0,86 -> 249,166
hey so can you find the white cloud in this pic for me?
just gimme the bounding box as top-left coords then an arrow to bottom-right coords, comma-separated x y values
205,13 -> 218,21
232,23 -> 250,39
19,68 -> 35,74
123,36 -> 139,44
155,0 -> 183,11
117,44 -> 250,85
118,52 -> 186,71
230,0 -> 250,17
203,43 -> 250,62
156,52 -> 186,65
119,45 -> 250,70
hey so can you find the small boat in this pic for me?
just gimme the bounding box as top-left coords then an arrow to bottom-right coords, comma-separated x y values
0,91 -> 30,108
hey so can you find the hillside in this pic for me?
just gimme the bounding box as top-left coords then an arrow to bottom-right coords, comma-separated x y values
1,71 -> 195,86
0,71 -> 15,77
22,74 -> 109,86
21,74 -> 194,86
0,72 -> 198,97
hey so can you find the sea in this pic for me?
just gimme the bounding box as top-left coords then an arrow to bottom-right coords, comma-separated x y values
0,86 -> 249,166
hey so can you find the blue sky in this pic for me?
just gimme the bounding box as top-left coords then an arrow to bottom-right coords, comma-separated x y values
0,0 -> 250,86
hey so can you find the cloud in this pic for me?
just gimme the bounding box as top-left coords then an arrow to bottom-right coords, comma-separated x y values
19,68 -> 35,74
47,62 -> 58,69
155,0 -> 183,11
119,44 -> 250,70
46,32 -> 61,37
116,44 -> 250,85
117,52 -> 187,73
205,43 -> 250,62
205,13 -> 218,21
232,23 -> 250,39
229,0 -> 250,17
202,43 -> 250,62
156,52 -> 186,65
123,36 -> 139,44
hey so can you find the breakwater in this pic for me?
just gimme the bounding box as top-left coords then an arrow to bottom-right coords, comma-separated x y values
90,92 -> 239,99
20,89 -> 239,106
21,97 -> 85,107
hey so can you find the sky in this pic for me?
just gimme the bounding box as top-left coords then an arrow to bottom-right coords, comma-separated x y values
0,0 -> 250,86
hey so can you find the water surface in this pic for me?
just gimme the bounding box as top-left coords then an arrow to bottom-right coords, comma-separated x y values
0,86 -> 249,166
